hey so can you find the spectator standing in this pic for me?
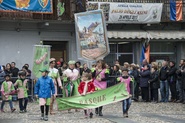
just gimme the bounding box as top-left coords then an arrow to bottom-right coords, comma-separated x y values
149,65 -> 159,103
5,63 -> 12,77
176,59 -> 185,103
159,61 -> 169,103
11,62 -> 19,78
59,57 -> 64,67
140,64 -> 151,102
75,61 -> 83,76
82,63 -> 91,74
24,64 -> 31,77
168,61 -> 177,102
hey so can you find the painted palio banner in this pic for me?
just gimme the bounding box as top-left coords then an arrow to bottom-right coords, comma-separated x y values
87,2 -> 163,23
74,10 -> 110,61
0,0 -> 52,13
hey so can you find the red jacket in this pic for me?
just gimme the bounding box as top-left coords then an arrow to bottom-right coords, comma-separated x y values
78,81 -> 95,94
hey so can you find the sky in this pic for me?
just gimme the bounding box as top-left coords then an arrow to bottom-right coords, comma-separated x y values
77,13 -> 104,33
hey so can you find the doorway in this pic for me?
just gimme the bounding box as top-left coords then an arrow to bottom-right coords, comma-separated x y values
43,41 -> 68,62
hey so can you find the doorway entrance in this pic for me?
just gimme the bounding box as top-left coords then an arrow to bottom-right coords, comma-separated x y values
43,41 -> 68,62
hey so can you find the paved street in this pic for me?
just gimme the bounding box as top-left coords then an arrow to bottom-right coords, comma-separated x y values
0,100 -> 185,123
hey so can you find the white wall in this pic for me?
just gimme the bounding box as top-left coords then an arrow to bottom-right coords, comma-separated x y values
0,22 -> 76,70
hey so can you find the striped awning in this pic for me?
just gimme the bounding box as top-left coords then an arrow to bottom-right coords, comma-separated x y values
107,30 -> 185,40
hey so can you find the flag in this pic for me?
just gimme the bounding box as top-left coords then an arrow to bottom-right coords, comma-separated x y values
170,0 -> 183,21
140,42 -> 150,63
57,82 -> 129,110
32,45 -> 50,78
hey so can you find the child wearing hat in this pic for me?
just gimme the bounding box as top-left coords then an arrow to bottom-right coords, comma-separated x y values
14,71 -> 29,113
117,68 -> 133,118
34,68 -> 55,121
1,74 -> 16,113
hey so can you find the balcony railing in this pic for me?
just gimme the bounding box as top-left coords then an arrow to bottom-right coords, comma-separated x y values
0,0 -> 185,22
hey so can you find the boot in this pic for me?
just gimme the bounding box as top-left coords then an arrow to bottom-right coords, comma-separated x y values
89,112 -> 93,118
95,108 -> 99,115
50,104 -> 55,115
123,113 -> 127,118
40,113 -> 44,120
126,111 -> 128,118
99,107 -> 103,116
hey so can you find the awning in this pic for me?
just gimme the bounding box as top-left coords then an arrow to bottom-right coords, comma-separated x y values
107,30 -> 185,40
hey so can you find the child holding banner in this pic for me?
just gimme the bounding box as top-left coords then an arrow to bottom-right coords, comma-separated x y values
78,72 -> 95,118
1,74 -> 16,113
34,68 -> 55,121
117,68 -> 133,118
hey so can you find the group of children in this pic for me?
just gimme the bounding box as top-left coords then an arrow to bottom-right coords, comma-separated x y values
1,71 -> 29,113
1,64 -> 133,121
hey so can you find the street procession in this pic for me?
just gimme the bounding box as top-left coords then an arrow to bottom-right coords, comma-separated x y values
0,0 -> 185,123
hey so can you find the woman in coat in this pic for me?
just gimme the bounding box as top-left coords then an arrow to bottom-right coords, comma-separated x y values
140,65 -> 151,102
149,65 -> 159,103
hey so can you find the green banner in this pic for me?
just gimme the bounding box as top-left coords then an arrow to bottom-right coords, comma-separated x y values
32,45 -> 50,78
57,83 -> 129,110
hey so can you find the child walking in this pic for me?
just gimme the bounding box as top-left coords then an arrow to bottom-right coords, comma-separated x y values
1,74 -> 16,113
14,71 -> 29,113
34,68 -> 55,121
78,73 -> 95,118
117,68 -> 133,118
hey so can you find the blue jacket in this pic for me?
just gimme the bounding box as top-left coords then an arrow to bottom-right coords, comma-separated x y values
34,76 -> 55,98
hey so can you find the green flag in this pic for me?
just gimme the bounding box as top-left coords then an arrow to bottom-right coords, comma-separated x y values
57,82 -> 129,110
32,45 -> 50,78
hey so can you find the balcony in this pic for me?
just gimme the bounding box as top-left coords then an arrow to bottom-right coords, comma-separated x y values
88,0 -> 185,22
0,0 -> 185,22
0,0 -> 86,21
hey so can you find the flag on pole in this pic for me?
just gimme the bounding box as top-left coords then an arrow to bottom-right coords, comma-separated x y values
140,39 -> 150,63
170,0 -> 183,21
32,45 -> 51,78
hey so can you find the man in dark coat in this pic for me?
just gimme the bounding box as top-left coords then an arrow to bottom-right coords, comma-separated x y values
176,59 -> 185,103
159,61 -> 169,103
168,61 -> 177,102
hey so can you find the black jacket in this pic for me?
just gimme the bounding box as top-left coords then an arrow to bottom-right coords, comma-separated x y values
159,66 -> 169,81
149,71 -> 159,89
167,66 -> 177,82
131,69 -> 140,84
82,68 -> 91,74
140,69 -> 151,87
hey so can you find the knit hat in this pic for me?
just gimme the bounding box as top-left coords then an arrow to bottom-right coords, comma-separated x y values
68,60 -> 76,65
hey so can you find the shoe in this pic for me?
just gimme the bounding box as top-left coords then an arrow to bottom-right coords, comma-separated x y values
182,101 -> 185,104
176,100 -> 183,103
95,108 -> 98,115
1,109 -> 5,113
40,113 -> 44,120
89,112 -> 93,118
44,115 -> 48,121
24,109 -> 27,112
126,111 -> 128,118
160,100 -> 164,102
19,110 -> 24,113
11,108 -> 16,113
75,109 -> 80,112
99,111 -> 103,116
123,113 -> 127,118
68,109 -> 72,113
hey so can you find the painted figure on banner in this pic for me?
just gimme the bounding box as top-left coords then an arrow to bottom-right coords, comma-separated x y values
15,0 -> 30,8
0,0 -> 3,4
75,10 -> 109,60
39,0 -> 48,8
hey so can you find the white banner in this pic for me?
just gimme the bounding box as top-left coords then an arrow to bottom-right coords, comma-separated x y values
87,2 -> 163,23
